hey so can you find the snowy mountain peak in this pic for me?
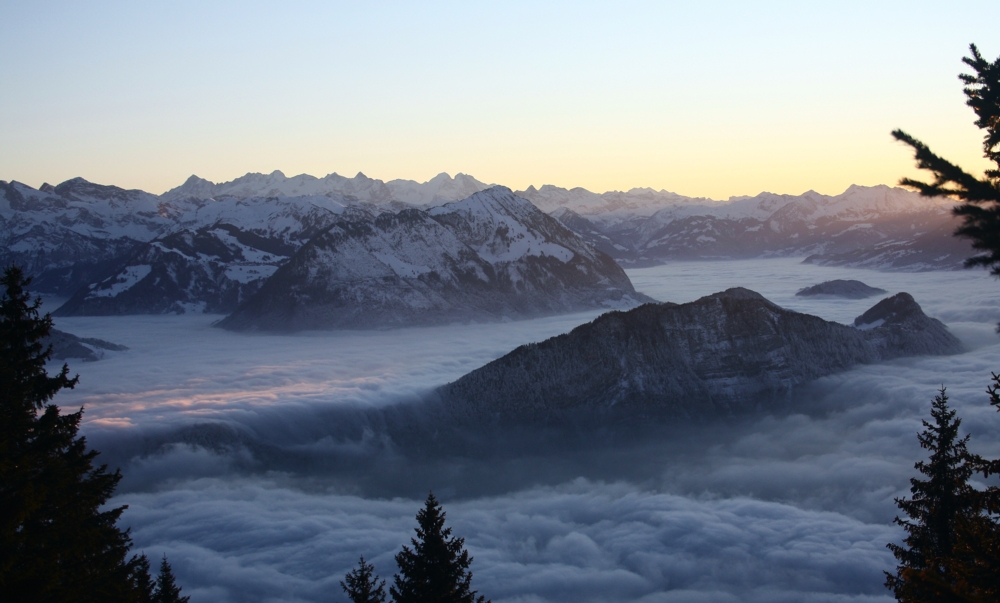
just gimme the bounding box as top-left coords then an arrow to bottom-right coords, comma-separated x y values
182,174 -> 212,186
432,186 -> 528,214
216,186 -> 644,331
168,175 -> 217,200
425,186 -> 606,269
159,170 -> 491,207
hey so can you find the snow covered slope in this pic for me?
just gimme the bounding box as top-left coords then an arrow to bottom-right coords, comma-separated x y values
0,178 -> 192,295
542,184 -> 969,268
3,172 -> 975,316
54,196 -> 374,316
218,187 -> 649,331
801,216 -> 969,271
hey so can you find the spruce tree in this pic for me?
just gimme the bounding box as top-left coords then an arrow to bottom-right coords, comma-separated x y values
885,388 -> 980,601
0,265 -> 152,602
942,373 -> 1000,600
342,556 -> 386,603
391,493 -> 489,603
892,44 -> 1000,283
153,555 -> 190,603
131,553 -> 157,603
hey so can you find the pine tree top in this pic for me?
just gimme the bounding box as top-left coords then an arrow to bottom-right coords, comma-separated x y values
0,265 -> 78,415
341,556 -> 386,603
154,555 -> 189,603
391,492 -> 489,603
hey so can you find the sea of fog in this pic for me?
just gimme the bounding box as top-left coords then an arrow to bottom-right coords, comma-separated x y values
47,258 -> 1000,603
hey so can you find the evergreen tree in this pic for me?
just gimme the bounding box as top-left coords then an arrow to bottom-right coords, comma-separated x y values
153,555 -> 190,603
948,513 -> 1000,602
342,556 -> 386,603
391,493 -> 489,603
0,265 -> 154,602
130,553 -> 157,603
892,44 -> 1000,283
885,388 -> 980,601
942,373 -> 1000,600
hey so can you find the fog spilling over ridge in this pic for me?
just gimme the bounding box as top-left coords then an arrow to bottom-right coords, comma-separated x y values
40,258 -> 1000,603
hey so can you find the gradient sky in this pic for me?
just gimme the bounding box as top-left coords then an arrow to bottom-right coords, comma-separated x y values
2,1 -> 998,199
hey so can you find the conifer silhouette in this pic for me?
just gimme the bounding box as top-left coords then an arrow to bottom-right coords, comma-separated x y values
153,555 -> 189,603
893,44 -> 1000,285
131,553 -> 156,603
886,389 -> 979,600
0,265 -> 138,602
888,42 -> 1000,600
342,556 -> 386,603
0,265 -> 181,602
391,492 -> 489,603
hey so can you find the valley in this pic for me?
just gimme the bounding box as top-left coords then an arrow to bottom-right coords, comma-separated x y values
45,258 -> 1000,603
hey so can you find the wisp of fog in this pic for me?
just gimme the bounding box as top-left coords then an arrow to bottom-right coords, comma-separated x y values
50,258 -> 1000,603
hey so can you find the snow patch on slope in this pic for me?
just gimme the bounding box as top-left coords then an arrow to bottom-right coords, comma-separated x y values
224,265 -> 279,284
89,265 -> 152,298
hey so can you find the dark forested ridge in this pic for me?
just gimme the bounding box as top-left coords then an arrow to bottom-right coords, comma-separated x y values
439,288 -> 963,422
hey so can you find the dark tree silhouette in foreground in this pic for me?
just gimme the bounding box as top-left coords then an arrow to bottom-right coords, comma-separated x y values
342,556 -> 386,603
944,373 -> 1000,600
132,553 -> 157,603
893,44 -> 1000,284
0,265 -> 183,602
889,43 -> 1000,600
886,385 -> 1000,601
391,492 -> 489,603
885,389 -> 979,601
153,555 -> 190,603
1,265 -> 133,601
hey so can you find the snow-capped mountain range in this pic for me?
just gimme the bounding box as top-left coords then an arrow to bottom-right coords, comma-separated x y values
0,172 -> 488,298
163,170 -> 491,208
523,184 -> 971,270
217,188 -> 647,331
55,195 -> 377,315
0,175 -> 646,327
0,169 -> 977,325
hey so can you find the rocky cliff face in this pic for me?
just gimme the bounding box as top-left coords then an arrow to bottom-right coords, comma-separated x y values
438,289 -> 963,421
217,187 -> 649,331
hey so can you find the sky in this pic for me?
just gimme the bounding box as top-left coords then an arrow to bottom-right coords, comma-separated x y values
2,1 -> 999,199
52,259 -> 1000,602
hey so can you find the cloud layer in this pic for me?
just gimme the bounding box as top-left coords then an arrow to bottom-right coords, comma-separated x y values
47,258 -> 1000,602
125,479 -> 897,603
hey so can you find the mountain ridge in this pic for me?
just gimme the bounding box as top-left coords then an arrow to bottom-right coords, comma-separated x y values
437,288 -> 963,422
217,186 -> 649,331
1,173 -> 976,305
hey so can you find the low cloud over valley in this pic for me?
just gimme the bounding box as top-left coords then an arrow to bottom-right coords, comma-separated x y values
49,259 -> 1000,602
